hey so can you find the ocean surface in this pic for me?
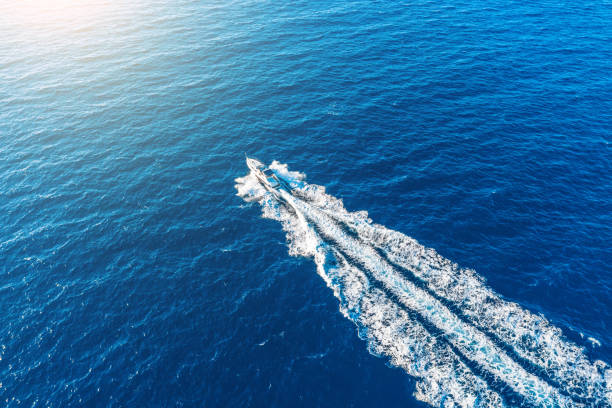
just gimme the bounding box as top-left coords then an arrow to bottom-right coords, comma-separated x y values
1,0 -> 611,406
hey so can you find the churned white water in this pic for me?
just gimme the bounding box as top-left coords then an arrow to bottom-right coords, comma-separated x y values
236,161 -> 611,408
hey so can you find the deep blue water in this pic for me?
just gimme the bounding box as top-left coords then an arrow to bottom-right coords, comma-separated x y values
1,0 -> 611,406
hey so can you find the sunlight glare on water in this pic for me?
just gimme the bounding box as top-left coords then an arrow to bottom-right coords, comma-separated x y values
3,0 -> 115,28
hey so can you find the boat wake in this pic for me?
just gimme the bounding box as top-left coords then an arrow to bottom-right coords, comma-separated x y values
235,160 -> 611,408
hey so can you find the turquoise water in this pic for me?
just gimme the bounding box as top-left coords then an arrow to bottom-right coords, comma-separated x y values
1,0 -> 611,406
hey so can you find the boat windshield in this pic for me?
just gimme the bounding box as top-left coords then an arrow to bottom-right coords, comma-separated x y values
261,169 -> 280,188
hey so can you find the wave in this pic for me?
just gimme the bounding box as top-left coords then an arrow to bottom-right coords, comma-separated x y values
235,161 -> 611,408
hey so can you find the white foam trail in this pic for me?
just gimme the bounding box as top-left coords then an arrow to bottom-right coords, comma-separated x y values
235,162 -> 611,408
297,186 -> 611,405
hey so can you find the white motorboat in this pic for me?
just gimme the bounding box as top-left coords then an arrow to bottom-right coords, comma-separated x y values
245,156 -> 291,194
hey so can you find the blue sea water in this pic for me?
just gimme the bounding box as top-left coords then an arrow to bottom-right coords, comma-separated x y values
1,0 -> 611,406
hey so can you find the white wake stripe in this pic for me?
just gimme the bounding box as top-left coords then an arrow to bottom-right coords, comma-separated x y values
325,251 -> 506,407
289,196 -> 570,407
235,161 -> 611,408
306,192 -> 610,403
277,189 -> 507,407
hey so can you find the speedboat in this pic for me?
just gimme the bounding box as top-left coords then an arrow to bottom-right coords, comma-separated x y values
245,156 -> 291,194
245,156 -> 302,217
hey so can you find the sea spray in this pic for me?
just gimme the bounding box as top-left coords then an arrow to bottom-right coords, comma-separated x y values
235,161 -> 610,408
